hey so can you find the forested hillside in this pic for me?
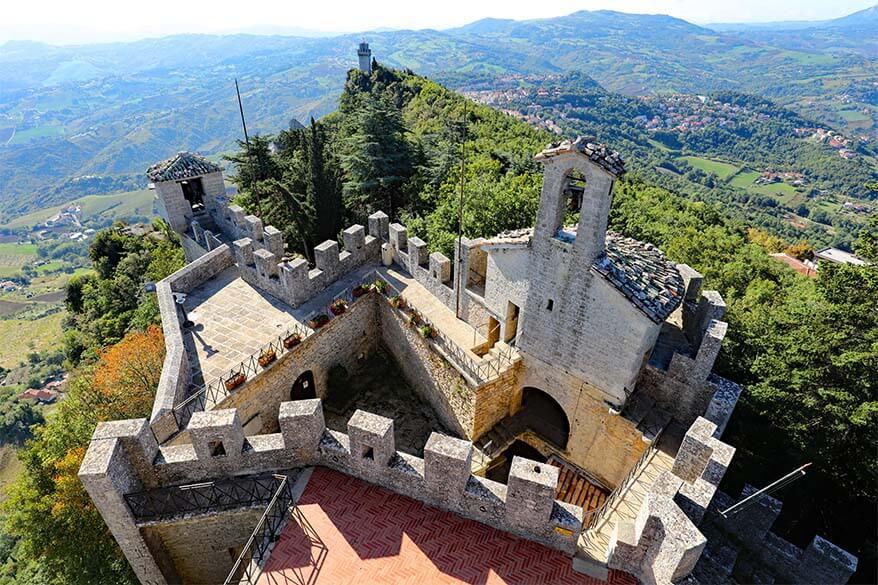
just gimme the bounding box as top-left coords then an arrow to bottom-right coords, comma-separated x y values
1,7 -> 876,220
461,72 -> 878,249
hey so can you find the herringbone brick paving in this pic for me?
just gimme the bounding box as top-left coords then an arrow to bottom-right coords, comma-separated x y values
259,468 -> 636,585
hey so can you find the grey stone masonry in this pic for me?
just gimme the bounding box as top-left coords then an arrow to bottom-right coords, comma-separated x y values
151,245 -> 236,443
80,399 -> 586,584
232,213 -> 381,308
701,486 -> 858,584
672,416 -> 716,484
607,417 -> 737,585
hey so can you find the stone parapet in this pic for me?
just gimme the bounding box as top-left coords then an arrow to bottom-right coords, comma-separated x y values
151,245 -> 236,443
81,399 -> 585,583
232,212 -> 383,308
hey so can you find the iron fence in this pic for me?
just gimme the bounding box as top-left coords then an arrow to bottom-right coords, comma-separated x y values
224,475 -> 294,585
125,473 -> 290,523
378,273 -> 516,385
173,320 -> 313,429
582,425 -> 665,532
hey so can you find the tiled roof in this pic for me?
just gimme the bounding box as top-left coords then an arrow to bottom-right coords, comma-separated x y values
595,232 -> 684,323
146,152 -> 222,182
535,136 -> 626,177
481,227 -> 684,323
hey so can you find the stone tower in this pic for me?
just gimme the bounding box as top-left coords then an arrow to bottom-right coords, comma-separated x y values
358,41 -> 372,74
146,152 -> 225,234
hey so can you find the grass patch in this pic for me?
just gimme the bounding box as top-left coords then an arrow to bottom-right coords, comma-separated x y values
0,243 -> 38,255
730,170 -> 760,189
35,261 -> 65,274
7,125 -> 64,145
0,311 -> 65,369
679,156 -> 740,179
0,445 -> 24,501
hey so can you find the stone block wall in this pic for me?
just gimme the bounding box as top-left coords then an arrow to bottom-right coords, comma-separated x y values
607,417 -> 735,585
231,209 -> 384,308
216,294 -> 380,434
80,400 -> 587,584
151,245 -> 236,443
378,298 -> 474,437
701,486 -> 858,584
386,219 -> 457,310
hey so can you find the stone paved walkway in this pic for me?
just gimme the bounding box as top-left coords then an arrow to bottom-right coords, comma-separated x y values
259,467 -> 637,585
183,268 -> 301,387
377,266 -> 486,359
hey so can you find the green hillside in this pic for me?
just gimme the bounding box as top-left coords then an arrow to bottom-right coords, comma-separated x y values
1,190 -> 154,230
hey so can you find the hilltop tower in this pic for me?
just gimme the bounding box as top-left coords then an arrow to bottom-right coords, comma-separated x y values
357,41 -> 372,74
146,152 -> 225,234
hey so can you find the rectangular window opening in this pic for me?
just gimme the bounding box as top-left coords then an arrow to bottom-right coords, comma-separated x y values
546,299 -> 554,311
362,446 -> 374,460
209,440 -> 226,457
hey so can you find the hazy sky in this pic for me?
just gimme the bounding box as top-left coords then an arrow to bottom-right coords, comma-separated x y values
1,0 -> 874,45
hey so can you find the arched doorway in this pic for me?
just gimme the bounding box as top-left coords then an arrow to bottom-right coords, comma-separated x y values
290,370 -> 316,401
520,387 -> 570,451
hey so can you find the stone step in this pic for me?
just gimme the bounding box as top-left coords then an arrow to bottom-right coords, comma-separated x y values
572,551 -> 609,581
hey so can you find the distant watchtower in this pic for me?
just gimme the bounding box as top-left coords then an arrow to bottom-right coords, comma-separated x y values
357,41 -> 372,74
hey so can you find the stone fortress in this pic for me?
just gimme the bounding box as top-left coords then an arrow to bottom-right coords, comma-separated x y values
79,132 -> 858,584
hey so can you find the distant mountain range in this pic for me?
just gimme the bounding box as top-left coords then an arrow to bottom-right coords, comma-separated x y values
708,4 -> 878,31
0,7 -> 875,221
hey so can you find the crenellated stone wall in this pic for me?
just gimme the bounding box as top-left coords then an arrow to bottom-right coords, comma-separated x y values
80,400 -> 586,585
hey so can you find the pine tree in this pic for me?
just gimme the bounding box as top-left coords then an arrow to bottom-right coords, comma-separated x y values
340,96 -> 414,219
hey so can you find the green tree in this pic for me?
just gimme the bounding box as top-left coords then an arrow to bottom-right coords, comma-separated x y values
341,96 -> 414,218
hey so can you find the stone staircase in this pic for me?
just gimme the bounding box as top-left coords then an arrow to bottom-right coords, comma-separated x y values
475,415 -> 527,461
192,207 -> 219,234
622,393 -> 672,444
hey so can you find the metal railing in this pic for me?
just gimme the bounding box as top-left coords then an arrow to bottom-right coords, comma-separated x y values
379,274 -> 516,385
224,475 -> 294,585
125,473 -> 290,523
172,280 -> 378,431
582,425 -> 665,532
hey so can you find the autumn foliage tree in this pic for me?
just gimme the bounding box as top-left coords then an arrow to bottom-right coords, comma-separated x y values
1,325 -> 164,585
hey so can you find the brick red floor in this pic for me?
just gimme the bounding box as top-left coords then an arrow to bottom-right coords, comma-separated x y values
258,468 -> 636,585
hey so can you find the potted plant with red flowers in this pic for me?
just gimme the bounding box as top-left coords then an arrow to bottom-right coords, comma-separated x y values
283,332 -> 302,349
352,283 -> 369,298
330,299 -> 348,315
372,279 -> 387,295
258,348 -> 277,367
419,324 -> 436,339
224,370 -> 246,391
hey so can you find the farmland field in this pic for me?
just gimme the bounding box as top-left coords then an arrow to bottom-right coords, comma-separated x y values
679,156 -> 740,179
0,311 -> 65,369
1,189 -> 155,229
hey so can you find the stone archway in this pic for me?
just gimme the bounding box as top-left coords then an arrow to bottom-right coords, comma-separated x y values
519,387 -> 570,451
290,370 -> 316,401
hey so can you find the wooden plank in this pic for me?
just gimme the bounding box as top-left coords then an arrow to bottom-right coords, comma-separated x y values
570,480 -> 584,505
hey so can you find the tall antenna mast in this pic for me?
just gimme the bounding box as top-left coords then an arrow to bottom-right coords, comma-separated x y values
235,78 -> 250,147
234,78 -> 262,215
454,99 -> 468,319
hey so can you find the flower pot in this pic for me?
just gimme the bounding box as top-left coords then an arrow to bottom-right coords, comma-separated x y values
308,314 -> 330,329
352,285 -> 368,298
372,279 -> 387,294
224,372 -> 246,392
419,325 -> 435,339
258,349 -> 276,368
283,334 -> 302,349
330,301 -> 348,316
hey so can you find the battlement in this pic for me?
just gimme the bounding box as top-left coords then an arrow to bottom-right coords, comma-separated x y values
81,399 -> 584,583
605,417 -> 734,585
